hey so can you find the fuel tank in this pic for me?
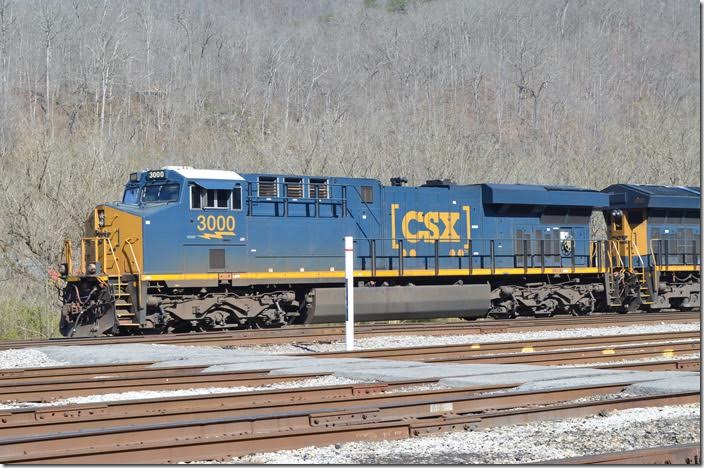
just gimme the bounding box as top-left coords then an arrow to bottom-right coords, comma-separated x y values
305,283 -> 490,324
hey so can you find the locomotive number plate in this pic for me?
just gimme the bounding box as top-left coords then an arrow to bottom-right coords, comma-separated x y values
196,214 -> 236,240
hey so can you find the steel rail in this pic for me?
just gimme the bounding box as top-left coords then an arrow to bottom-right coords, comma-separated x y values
301,331 -> 701,359
431,341 -> 700,365
0,382 -> 651,455
0,361 -> 158,379
0,312 -> 698,350
0,381 -> 521,438
0,364 -> 209,384
1,389 -> 697,464
0,379 -> 440,427
0,370 -> 333,403
594,358 -> 700,372
542,444 -> 701,464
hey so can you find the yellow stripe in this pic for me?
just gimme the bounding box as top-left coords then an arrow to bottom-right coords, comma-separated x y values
656,265 -> 700,272
143,266 -> 601,282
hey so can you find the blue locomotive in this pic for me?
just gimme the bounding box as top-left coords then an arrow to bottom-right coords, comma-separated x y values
57,167 -> 700,337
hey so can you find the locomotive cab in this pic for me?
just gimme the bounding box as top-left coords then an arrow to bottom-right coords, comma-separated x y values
59,166 -> 249,337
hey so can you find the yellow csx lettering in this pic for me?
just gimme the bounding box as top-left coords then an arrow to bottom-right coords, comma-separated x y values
401,211 -> 461,243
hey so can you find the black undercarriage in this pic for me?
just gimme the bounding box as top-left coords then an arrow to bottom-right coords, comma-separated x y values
59,271 -> 700,338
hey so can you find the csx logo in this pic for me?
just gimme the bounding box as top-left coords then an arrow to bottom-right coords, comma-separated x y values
391,204 -> 471,247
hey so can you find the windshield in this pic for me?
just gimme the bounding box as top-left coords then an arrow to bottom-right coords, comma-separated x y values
122,187 -> 140,205
141,183 -> 180,204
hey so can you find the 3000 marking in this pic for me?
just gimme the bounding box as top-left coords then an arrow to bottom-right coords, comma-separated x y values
196,215 -> 236,235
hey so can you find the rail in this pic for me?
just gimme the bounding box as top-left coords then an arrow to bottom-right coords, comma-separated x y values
246,180 -> 350,219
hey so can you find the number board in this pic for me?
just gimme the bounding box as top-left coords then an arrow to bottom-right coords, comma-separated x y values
147,170 -> 166,180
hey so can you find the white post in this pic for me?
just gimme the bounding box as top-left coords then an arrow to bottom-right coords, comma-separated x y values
344,236 -> 355,351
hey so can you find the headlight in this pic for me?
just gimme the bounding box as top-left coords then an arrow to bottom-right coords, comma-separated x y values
98,210 -> 106,228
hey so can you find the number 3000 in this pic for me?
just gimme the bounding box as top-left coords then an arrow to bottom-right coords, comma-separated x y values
196,215 -> 236,232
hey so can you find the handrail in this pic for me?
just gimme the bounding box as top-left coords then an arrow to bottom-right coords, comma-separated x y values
125,239 -> 141,276
63,240 -> 73,275
608,240 -> 626,269
105,237 -> 121,279
630,241 -> 646,270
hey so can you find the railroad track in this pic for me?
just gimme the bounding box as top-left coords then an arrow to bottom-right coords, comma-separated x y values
0,382 -> 697,464
0,329 -> 698,464
546,444 -> 700,464
0,331 -> 698,403
302,330 -> 700,360
0,357 -> 698,439
0,311 -> 698,350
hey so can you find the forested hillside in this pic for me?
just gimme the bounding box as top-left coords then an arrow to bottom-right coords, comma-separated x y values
0,0 -> 698,338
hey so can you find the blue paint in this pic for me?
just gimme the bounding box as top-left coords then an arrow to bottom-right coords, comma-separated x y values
108,169 -> 616,277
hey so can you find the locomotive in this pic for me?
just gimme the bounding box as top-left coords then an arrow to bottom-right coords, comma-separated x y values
57,166 -> 700,337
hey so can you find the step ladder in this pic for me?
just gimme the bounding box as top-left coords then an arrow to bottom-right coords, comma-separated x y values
111,279 -> 140,328
604,271 -> 623,306
604,241 -> 626,307
631,241 -> 655,306
633,268 -> 655,305
103,237 -> 141,329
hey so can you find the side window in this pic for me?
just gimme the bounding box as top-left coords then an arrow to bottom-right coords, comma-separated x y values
258,177 -> 278,197
361,186 -> 373,203
309,178 -> 328,198
285,177 -> 303,198
205,189 -> 229,209
232,186 -> 242,210
190,185 -> 203,209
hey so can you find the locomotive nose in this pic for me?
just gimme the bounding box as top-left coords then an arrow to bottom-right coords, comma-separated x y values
58,205 -> 145,337
73,205 -> 144,278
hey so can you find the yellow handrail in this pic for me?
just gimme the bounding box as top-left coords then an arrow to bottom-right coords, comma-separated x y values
126,239 -> 141,276
608,240 -> 626,269
105,237 -> 121,279
63,240 -> 73,275
630,241 -> 645,270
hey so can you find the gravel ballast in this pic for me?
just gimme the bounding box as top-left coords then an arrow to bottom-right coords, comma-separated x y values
228,404 -> 700,464
0,348 -> 67,369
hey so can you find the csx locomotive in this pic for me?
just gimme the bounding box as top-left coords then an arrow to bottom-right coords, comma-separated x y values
57,166 -> 700,337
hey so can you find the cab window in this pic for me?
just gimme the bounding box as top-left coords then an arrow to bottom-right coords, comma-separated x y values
190,185 -> 203,209
191,185 -> 238,210
141,183 -> 179,203
122,187 -> 140,205
232,186 -> 242,210
205,189 -> 229,209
